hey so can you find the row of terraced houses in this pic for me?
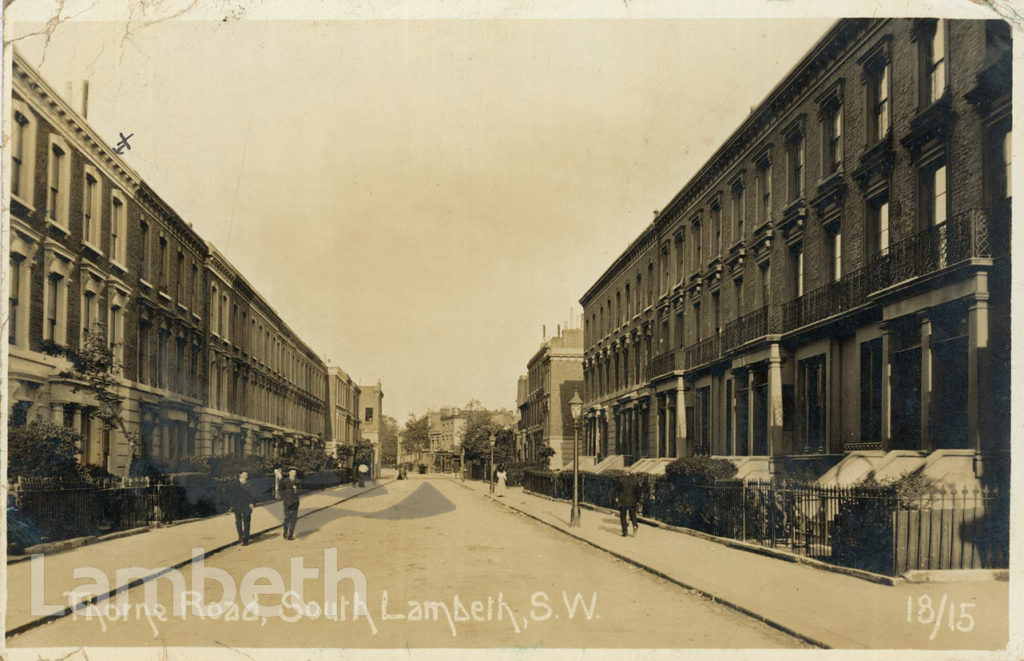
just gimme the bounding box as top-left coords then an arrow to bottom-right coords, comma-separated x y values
578,18 -> 1011,488
7,51 -> 372,476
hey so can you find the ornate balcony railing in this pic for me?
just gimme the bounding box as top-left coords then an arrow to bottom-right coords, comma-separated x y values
869,208 -> 990,294
781,267 -> 870,332
721,304 -> 781,352
684,334 -> 720,370
779,209 -> 990,334
650,350 -> 677,378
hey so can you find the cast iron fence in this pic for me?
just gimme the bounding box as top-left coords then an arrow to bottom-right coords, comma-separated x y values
7,470 -> 350,551
520,469 -> 1008,576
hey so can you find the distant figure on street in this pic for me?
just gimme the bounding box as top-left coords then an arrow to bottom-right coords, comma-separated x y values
279,468 -> 301,540
228,471 -> 257,546
496,466 -> 508,496
614,472 -> 640,537
273,467 -> 283,500
358,463 -> 368,487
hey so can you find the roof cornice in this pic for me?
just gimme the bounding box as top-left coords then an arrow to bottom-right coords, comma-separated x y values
581,19 -> 880,308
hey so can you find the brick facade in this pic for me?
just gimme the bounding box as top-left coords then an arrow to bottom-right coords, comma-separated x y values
580,19 -> 1011,483
7,51 -> 340,475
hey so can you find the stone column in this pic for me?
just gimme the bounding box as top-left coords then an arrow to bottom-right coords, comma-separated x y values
919,312 -> 932,452
748,368 -> 756,456
70,407 -> 83,458
660,396 -> 668,457
50,402 -> 64,425
728,374 -> 737,456
968,294 -> 991,452
613,409 -> 620,455
768,344 -> 784,456
675,376 -> 688,457
881,323 -> 894,451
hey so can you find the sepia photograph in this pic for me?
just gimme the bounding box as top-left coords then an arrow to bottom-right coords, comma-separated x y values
0,0 -> 1018,658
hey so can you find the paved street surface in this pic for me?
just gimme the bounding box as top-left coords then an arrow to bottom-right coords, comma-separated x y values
8,476 -> 802,649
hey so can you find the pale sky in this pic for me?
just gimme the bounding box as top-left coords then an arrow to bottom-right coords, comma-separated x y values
5,3 -> 848,420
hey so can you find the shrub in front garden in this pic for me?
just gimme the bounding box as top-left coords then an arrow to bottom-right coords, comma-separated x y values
662,456 -> 738,531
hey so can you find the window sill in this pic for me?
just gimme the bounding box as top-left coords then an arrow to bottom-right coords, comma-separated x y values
11,193 -> 35,214
138,278 -> 154,292
109,259 -> 128,276
157,290 -> 172,303
82,240 -> 104,258
176,302 -> 188,314
45,219 -> 70,237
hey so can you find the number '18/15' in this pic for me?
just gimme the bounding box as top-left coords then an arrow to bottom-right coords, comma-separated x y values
907,595 -> 975,638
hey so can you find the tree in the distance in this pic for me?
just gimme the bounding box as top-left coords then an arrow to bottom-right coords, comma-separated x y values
379,415 -> 399,466
402,413 -> 430,457
462,409 -> 515,467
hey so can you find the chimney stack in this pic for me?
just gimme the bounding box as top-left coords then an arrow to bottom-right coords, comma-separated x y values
81,80 -> 89,119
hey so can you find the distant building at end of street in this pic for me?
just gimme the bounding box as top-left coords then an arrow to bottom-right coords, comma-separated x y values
519,325 -> 584,468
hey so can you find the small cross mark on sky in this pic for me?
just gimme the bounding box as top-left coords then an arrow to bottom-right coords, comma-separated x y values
113,132 -> 134,155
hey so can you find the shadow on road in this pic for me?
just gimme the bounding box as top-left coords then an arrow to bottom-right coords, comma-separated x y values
261,483 -> 393,525
275,482 -> 457,540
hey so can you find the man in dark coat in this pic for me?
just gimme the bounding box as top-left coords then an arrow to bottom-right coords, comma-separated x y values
615,472 -> 640,537
279,468 -> 301,540
228,471 -> 257,545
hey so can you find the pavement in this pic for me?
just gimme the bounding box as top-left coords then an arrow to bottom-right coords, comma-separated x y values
6,476 -> 801,650
5,480 -> 390,636
462,479 -> 1010,650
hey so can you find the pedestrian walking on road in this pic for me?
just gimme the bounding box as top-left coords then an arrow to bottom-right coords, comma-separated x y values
358,463 -> 368,487
614,472 -> 640,537
279,468 -> 301,540
496,466 -> 508,496
228,471 -> 257,546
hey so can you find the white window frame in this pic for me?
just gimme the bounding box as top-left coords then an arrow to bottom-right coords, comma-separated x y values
82,165 -> 103,252
110,189 -> 128,268
873,61 -> 891,142
211,284 -> 220,337
928,19 -> 948,105
8,230 -> 39,348
43,245 -> 73,345
10,101 -> 37,210
46,134 -> 71,232
80,268 -> 104,347
825,105 -> 844,176
139,218 -> 152,284
108,283 -> 129,372
830,227 -> 843,282
792,245 -> 804,298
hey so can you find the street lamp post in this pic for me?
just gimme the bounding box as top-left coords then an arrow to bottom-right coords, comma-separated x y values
569,391 -> 583,527
488,433 -> 496,494
460,446 -> 466,482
